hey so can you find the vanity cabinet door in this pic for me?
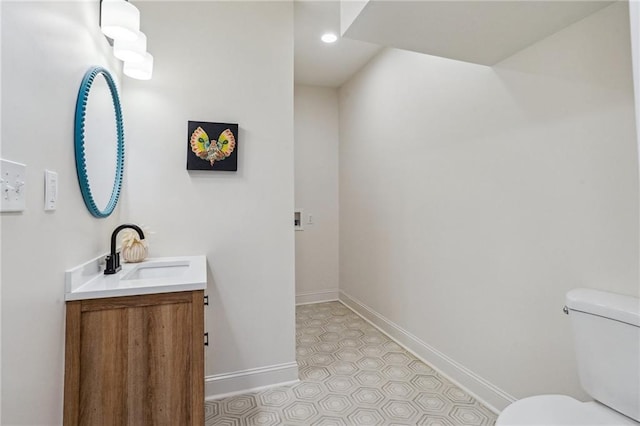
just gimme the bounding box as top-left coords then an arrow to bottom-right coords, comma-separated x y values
64,291 -> 204,426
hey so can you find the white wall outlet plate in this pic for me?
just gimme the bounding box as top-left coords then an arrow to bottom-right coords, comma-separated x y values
1,159 -> 27,212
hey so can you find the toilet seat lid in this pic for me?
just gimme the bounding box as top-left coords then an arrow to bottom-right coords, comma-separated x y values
496,395 -> 638,426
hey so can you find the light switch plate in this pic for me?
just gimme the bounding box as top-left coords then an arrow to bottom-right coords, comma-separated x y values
1,159 -> 27,212
44,170 -> 58,211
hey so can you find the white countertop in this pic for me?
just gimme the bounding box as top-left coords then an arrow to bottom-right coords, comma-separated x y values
65,255 -> 207,301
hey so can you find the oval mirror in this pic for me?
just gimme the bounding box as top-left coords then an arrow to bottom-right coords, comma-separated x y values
74,66 -> 124,218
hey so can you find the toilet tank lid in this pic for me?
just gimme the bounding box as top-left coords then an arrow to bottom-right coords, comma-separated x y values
566,289 -> 640,327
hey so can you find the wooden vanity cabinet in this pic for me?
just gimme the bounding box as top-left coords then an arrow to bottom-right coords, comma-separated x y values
63,291 -> 204,426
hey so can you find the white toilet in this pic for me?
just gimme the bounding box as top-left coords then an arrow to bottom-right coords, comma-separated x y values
496,288 -> 640,425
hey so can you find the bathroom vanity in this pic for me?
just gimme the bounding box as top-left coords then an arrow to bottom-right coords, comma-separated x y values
63,256 -> 207,426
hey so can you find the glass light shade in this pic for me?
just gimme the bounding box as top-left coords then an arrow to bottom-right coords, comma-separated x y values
101,0 -> 140,41
124,53 -> 153,80
113,31 -> 147,63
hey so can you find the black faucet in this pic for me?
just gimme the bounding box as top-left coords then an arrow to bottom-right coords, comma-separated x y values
104,224 -> 146,275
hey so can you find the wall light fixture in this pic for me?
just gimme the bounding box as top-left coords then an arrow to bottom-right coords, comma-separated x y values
123,53 -> 154,80
113,31 -> 147,62
100,0 -> 140,41
100,0 -> 153,80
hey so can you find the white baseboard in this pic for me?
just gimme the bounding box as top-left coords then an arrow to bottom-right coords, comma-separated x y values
296,288 -> 339,305
205,380 -> 300,401
339,291 -> 515,413
205,362 -> 299,399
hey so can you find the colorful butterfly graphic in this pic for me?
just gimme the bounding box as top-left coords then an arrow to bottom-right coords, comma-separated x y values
189,127 -> 236,166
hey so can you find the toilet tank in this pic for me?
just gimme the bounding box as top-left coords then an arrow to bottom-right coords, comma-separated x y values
566,288 -> 640,422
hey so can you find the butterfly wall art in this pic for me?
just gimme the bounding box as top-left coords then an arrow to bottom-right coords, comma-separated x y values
187,121 -> 238,171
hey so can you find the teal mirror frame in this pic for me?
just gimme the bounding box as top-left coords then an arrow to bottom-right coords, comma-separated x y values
74,66 -> 125,218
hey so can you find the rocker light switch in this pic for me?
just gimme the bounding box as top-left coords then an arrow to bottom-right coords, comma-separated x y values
44,170 -> 58,211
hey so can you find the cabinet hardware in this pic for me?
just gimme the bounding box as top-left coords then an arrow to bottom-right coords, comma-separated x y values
204,295 -> 209,306
204,332 -> 209,346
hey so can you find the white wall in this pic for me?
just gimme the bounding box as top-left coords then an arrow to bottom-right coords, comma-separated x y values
631,0 -> 640,186
1,1 -> 122,424
122,1 -> 297,396
339,1 -> 638,409
1,3 -> 4,420
294,85 -> 340,303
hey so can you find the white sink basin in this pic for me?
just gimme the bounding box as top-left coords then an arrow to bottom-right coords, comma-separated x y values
121,260 -> 190,281
65,255 -> 207,301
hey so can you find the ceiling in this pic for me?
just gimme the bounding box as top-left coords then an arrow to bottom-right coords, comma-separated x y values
342,0 -> 613,66
294,1 -> 382,87
294,0 -> 613,88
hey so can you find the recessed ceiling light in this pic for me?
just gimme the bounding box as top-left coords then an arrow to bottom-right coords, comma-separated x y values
321,33 -> 338,43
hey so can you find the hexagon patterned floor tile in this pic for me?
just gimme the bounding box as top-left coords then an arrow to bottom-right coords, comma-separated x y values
206,302 -> 497,425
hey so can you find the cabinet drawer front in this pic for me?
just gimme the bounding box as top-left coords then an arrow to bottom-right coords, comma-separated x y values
80,292 -> 194,312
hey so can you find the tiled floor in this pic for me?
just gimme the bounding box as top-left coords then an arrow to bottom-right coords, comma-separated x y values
205,301 -> 497,425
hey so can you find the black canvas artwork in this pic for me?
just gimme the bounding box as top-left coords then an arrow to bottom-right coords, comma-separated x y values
187,121 -> 238,171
